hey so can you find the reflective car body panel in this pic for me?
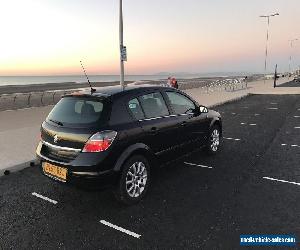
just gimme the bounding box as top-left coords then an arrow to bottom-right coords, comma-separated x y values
36,84 -> 222,188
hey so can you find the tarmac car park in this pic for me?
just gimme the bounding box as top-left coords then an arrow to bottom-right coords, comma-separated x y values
1,93 -> 299,249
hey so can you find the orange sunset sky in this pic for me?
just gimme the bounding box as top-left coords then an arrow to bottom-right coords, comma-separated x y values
0,0 -> 299,75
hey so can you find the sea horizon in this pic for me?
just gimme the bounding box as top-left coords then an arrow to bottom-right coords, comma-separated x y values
0,72 -> 259,87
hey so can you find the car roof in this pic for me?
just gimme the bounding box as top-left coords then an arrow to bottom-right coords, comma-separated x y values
69,83 -> 174,98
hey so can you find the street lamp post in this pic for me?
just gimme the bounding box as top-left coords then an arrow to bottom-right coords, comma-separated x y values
288,38 -> 298,79
119,0 -> 125,88
260,13 -> 279,83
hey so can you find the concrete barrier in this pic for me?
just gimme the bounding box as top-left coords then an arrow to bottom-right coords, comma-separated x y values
0,90 -> 73,111
0,78 -> 249,112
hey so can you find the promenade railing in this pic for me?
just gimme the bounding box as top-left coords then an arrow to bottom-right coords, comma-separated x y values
157,78 -> 248,93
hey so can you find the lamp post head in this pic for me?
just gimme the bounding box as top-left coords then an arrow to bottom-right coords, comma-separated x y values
260,13 -> 279,18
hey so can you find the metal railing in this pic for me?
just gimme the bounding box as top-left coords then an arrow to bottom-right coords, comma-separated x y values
155,78 -> 248,93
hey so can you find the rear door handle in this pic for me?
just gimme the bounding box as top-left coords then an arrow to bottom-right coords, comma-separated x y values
149,127 -> 159,135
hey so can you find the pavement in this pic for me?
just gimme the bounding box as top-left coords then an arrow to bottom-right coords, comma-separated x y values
0,94 -> 299,249
0,106 -> 53,176
0,76 -> 297,176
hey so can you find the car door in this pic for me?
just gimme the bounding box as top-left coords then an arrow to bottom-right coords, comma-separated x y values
163,90 -> 210,148
132,91 -> 181,161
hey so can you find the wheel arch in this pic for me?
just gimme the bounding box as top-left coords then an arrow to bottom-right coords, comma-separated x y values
113,143 -> 157,172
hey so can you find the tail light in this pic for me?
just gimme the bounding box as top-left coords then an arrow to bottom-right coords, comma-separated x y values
82,130 -> 117,153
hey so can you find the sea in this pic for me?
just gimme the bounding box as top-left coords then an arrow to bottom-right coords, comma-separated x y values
0,75 -> 201,87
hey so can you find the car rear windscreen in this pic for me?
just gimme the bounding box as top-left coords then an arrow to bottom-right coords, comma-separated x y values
46,97 -> 108,126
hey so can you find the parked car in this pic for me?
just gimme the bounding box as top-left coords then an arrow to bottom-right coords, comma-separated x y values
294,76 -> 300,82
36,84 -> 222,204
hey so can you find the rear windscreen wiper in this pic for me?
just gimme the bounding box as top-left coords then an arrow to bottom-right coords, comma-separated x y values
49,119 -> 64,126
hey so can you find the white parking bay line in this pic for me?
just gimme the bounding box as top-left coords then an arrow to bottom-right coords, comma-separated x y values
263,177 -> 300,186
280,143 -> 300,148
294,116 -> 300,118
223,137 -> 241,141
31,192 -> 58,205
100,220 -> 141,239
267,107 -> 278,110
240,122 -> 257,126
270,102 -> 278,105
184,162 -> 213,169
295,127 -> 300,129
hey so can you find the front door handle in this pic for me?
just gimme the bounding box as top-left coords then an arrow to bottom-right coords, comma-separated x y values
181,121 -> 187,127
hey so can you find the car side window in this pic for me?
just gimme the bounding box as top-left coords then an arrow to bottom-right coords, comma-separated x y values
139,92 -> 169,119
128,98 -> 145,120
165,91 -> 196,115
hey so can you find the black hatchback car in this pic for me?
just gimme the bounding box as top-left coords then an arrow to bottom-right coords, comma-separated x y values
36,84 -> 222,204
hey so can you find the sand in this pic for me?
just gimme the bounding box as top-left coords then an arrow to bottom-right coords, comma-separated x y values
0,81 -> 135,95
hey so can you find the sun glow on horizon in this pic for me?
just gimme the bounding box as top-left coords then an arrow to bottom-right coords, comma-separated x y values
0,0 -> 299,75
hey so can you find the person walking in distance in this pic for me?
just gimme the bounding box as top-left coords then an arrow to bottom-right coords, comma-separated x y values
244,76 -> 248,88
171,77 -> 178,89
167,77 -> 172,87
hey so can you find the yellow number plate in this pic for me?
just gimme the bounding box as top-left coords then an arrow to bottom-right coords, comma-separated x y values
43,162 -> 67,182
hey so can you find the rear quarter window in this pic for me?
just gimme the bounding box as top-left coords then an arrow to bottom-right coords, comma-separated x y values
128,98 -> 145,120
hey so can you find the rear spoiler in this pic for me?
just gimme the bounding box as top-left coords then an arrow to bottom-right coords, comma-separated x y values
63,92 -> 109,99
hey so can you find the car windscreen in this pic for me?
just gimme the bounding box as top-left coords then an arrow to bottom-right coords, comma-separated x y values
46,96 -> 109,127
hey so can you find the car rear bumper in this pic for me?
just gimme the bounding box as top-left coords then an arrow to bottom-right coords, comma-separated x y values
36,156 -> 119,189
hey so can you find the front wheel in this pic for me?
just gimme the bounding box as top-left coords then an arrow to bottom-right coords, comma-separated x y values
206,125 -> 221,155
114,155 -> 151,205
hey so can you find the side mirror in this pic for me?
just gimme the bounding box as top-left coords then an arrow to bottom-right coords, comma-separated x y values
199,105 -> 208,113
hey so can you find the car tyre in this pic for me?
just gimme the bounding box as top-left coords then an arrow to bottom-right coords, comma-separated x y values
206,125 -> 221,155
114,155 -> 151,205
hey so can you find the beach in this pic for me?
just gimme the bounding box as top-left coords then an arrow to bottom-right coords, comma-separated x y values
0,75 -> 262,112
0,75 -> 257,95
0,81 -> 133,95
0,75 -> 259,112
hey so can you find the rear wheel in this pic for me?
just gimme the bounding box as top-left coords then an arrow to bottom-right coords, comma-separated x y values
206,125 -> 221,154
114,155 -> 150,205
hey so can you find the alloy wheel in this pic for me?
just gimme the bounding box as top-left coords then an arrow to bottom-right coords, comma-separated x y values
210,129 -> 220,152
125,161 -> 148,198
